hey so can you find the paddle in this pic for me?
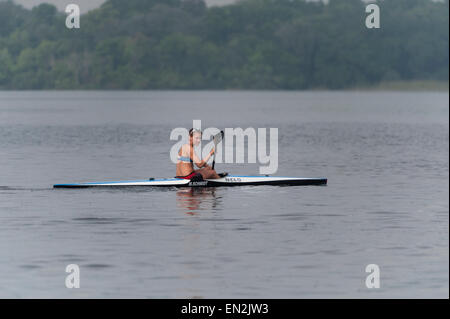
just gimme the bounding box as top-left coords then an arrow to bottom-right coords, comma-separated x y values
212,130 -> 224,170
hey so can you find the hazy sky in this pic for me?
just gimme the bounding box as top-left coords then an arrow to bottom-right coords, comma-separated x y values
12,0 -> 239,13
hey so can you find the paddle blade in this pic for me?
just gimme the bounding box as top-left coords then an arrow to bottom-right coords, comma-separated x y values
213,130 -> 224,145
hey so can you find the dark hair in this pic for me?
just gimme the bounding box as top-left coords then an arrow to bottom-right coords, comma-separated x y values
189,128 -> 202,136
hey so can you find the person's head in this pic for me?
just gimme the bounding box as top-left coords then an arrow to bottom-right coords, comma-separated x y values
189,128 -> 202,146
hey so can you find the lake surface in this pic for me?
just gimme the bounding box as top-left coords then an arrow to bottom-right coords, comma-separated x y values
0,91 -> 448,298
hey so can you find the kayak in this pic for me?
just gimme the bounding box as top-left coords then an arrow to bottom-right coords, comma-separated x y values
53,175 -> 327,188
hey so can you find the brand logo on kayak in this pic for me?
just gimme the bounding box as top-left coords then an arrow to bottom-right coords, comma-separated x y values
225,177 -> 241,182
188,181 -> 208,186
170,120 -> 278,174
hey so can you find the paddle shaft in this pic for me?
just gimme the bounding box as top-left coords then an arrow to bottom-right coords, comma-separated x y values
212,131 -> 223,170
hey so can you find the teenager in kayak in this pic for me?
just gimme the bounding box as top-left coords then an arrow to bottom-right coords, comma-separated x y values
176,128 -> 221,180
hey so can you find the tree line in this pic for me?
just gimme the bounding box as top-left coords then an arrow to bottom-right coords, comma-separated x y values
0,0 -> 448,89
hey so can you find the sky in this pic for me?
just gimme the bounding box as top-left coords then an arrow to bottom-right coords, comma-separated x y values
12,0 -> 239,13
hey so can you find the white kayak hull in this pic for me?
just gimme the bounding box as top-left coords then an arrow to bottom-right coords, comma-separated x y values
53,175 -> 327,188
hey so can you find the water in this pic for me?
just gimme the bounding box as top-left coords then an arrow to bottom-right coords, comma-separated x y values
0,91 -> 448,298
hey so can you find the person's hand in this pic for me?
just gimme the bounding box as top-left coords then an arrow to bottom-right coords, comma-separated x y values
210,147 -> 215,156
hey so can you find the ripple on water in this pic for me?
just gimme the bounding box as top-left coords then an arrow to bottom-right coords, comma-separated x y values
83,263 -> 113,269
72,217 -> 127,224
19,264 -> 42,270
233,227 -> 251,231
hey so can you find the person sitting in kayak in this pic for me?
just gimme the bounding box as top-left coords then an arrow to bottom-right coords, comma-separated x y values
176,128 -> 221,180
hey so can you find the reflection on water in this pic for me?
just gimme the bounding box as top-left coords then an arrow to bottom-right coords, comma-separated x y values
176,188 -> 220,215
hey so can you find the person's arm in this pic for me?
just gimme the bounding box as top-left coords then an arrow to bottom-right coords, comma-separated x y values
192,148 -> 215,168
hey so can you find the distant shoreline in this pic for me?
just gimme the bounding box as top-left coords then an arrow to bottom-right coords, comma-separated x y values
351,80 -> 449,92
0,81 -> 448,92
